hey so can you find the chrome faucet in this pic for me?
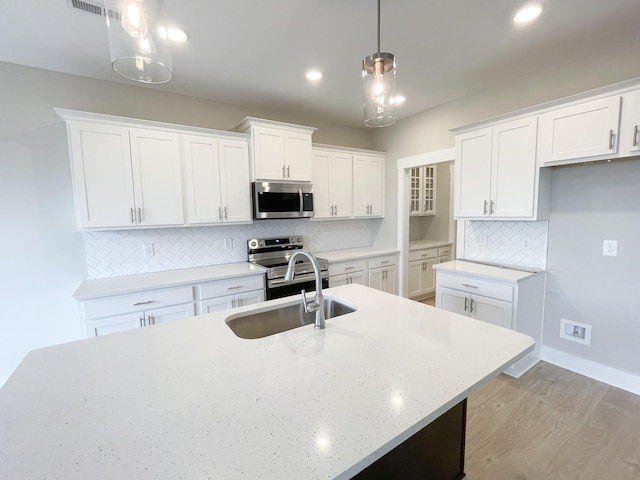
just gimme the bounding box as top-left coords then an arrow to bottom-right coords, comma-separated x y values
284,250 -> 325,330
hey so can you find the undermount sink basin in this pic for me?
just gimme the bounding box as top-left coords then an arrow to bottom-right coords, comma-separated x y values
226,297 -> 357,339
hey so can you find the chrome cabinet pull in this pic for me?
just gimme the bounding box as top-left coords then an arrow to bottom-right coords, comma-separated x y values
227,285 -> 242,290
334,205 -> 338,215
237,298 -> 242,307
461,283 -> 478,289
287,166 -> 290,178
490,200 -> 495,214
130,207 -> 135,224
330,205 -> 334,216
634,125 -> 638,147
282,165 -> 286,178
344,266 -> 354,271
483,200 -> 488,215
139,316 -> 145,327
381,260 -> 390,264
464,297 -> 468,312
218,206 -> 222,221
470,298 -> 475,313
609,129 -> 615,150
224,206 -> 228,220
148,314 -> 155,325
133,300 -> 155,306
137,207 -> 142,224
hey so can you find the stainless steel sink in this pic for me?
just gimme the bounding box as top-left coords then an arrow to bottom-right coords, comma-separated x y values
226,297 -> 357,339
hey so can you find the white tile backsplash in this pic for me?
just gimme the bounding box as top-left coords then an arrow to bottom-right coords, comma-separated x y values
462,220 -> 548,269
83,219 -> 379,279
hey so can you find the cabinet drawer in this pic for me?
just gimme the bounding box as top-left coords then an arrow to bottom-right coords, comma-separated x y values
436,272 -> 513,302
82,286 -> 194,320
368,254 -> 398,269
196,275 -> 265,300
329,259 -> 367,276
438,246 -> 452,257
409,249 -> 437,262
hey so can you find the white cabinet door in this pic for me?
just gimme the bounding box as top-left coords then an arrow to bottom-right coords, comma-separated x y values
147,303 -> 195,326
353,154 -> 384,218
311,150 -> 332,219
539,95 -> 621,164
619,90 -> 640,156
331,152 -> 353,218
407,261 -> 423,298
183,135 -> 223,224
129,128 -> 184,226
369,266 -> 397,294
235,290 -> 265,308
219,138 -> 251,223
471,296 -> 512,329
252,126 -> 286,180
199,296 -> 235,314
455,127 -> 492,217
436,287 -> 468,316
285,131 -> 312,181
491,117 -> 538,218
87,312 -> 141,337
68,122 -> 135,228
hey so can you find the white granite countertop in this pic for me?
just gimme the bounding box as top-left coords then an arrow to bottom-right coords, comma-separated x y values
408,240 -> 452,251
434,260 -> 541,282
317,247 -> 400,263
73,263 -> 266,300
0,284 -> 533,479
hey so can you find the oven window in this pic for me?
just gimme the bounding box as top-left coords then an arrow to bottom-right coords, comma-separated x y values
267,278 -> 329,300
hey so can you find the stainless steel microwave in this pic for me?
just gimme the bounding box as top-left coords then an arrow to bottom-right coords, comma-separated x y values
252,182 -> 314,219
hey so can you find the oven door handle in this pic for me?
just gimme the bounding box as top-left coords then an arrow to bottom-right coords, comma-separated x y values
269,272 -> 327,287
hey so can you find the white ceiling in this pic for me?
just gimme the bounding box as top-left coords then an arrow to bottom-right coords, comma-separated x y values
2,1 -> 640,128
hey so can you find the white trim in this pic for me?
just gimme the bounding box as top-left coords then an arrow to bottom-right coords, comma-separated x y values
0,375 -> 8,389
541,346 -> 640,395
397,148 -> 455,297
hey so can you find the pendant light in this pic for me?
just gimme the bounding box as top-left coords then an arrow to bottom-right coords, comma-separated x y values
105,0 -> 173,84
362,0 -> 397,127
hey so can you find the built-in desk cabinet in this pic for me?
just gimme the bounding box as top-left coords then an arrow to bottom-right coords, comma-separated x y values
435,264 -> 545,378
454,116 -> 547,220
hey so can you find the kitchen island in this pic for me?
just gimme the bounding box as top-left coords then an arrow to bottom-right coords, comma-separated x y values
0,284 -> 533,479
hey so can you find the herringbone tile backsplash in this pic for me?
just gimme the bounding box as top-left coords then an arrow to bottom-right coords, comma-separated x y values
461,220 -> 548,269
83,219 -> 377,279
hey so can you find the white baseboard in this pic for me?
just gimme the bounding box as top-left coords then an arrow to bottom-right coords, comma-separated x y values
541,346 -> 640,395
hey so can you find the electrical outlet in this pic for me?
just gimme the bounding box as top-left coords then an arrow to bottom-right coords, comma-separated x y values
559,318 -> 591,345
521,235 -> 531,251
602,240 -> 617,256
223,238 -> 234,250
142,244 -> 155,258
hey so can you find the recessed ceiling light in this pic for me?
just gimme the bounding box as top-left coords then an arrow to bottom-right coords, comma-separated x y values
306,70 -> 323,81
158,25 -> 189,43
392,95 -> 406,105
513,4 -> 543,24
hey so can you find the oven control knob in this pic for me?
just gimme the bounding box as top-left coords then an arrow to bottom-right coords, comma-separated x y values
248,239 -> 258,249
258,240 -> 265,246
296,237 -> 302,243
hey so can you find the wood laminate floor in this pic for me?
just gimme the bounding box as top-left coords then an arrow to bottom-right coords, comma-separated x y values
465,361 -> 640,480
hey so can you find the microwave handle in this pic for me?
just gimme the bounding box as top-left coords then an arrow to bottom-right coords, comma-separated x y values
298,188 -> 303,217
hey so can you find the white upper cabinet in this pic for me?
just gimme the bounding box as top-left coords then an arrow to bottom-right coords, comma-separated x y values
619,89 -> 640,157
353,153 -> 384,218
409,166 -> 436,216
67,122 -> 183,229
235,117 -> 316,182
455,116 -> 544,220
539,95 -> 621,165
311,148 -> 353,219
129,128 -> 184,226
183,135 -> 251,225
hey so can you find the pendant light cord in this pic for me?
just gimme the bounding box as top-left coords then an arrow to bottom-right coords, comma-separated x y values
377,0 -> 381,53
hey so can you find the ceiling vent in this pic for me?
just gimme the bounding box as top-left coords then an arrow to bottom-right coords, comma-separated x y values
66,0 -> 121,20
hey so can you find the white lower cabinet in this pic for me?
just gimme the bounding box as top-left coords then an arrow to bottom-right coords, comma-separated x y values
195,275 -> 265,315
328,259 -> 368,288
82,286 -> 195,337
368,255 -> 398,295
408,245 -> 452,300
435,265 -> 545,378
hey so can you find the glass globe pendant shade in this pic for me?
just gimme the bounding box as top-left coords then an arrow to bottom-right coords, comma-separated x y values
105,0 -> 173,84
362,52 -> 397,127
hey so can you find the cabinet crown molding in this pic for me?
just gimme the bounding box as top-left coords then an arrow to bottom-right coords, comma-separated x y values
234,116 -> 317,134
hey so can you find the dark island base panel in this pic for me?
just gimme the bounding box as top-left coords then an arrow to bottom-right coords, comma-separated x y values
352,399 -> 467,480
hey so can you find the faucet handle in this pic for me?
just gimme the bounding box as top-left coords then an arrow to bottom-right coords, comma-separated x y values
300,289 -> 309,312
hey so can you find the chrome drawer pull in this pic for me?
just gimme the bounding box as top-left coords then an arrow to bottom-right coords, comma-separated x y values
461,284 -> 478,289
609,129 -> 615,150
634,125 -> 638,147
344,267 -> 354,271
227,286 -> 243,290
133,300 -> 155,306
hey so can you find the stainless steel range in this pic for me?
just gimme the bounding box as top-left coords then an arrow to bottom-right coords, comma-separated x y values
247,236 -> 329,300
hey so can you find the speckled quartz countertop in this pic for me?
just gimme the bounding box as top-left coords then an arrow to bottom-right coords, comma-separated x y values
73,262 -> 266,300
434,260 -> 541,282
317,247 -> 399,263
0,284 -> 534,479
408,240 -> 452,251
